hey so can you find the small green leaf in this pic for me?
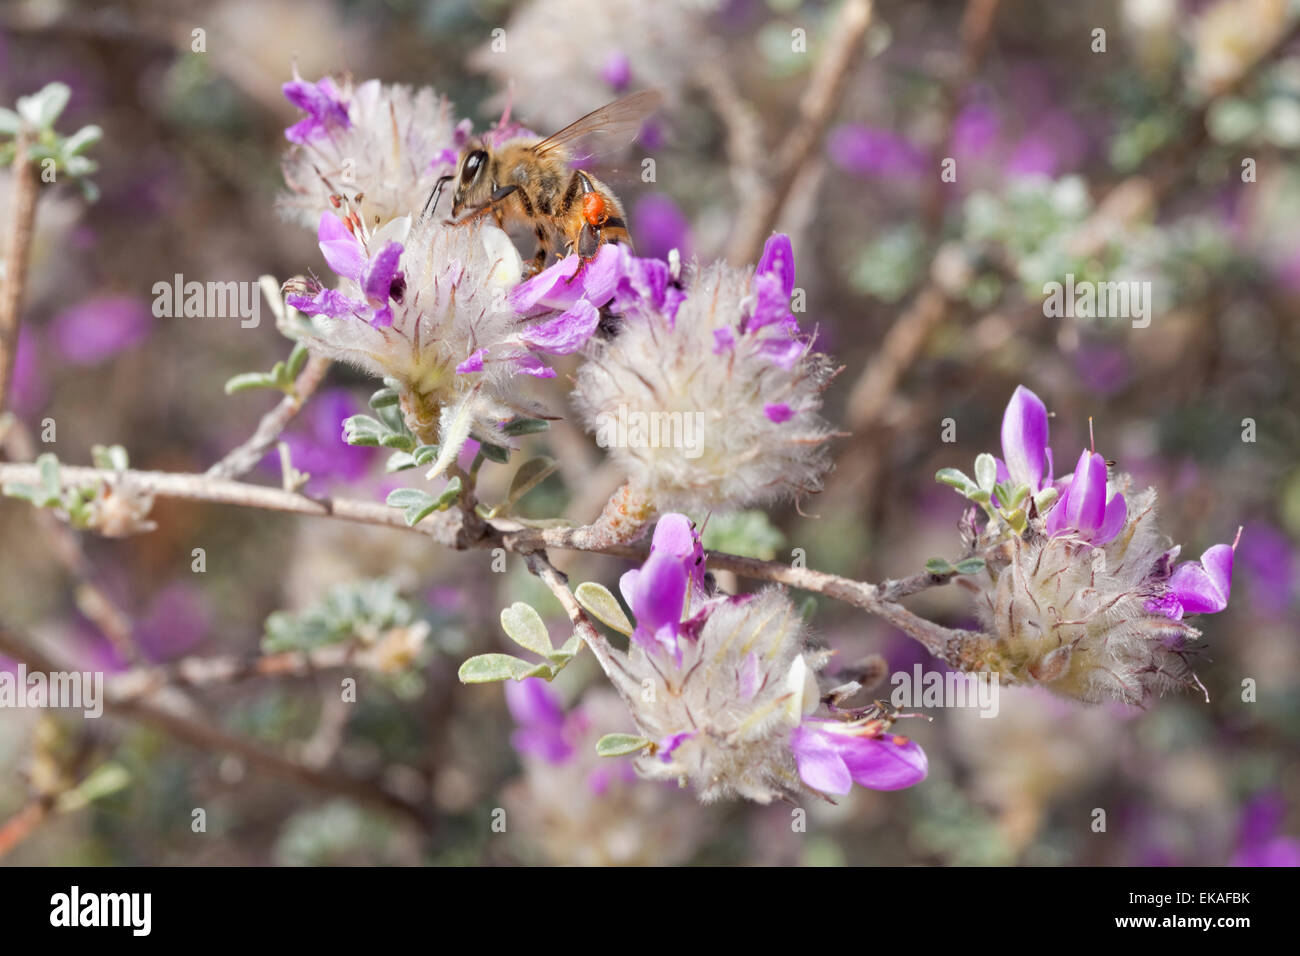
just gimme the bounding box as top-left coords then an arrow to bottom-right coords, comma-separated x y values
224,372 -> 277,395
968,488 -> 992,504
548,632 -> 583,665
935,468 -> 976,494
974,453 -> 998,492
386,487 -> 438,526
488,456 -> 557,518
477,441 -> 510,464
925,557 -> 953,574
457,653 -> 554,684
368,387 -> 400,410
501,416 -> 550,437
379,431 -> 416,451
595,734 -> 652,758
0,108 -> 20,136
55,762 -> 130,814
286,341 -> 309,379
412,445 -> 439,465
430,477 -> 462,511
61,124 -> 102,156
954,557 -> 986,575
574,582 -> 633,636
343,414 -> 386,447
91,444 -> 129,472
18,82 -> 71,129
385,451 -> 417,473
500,602 -> 553,656
1032,487 -> 1059,513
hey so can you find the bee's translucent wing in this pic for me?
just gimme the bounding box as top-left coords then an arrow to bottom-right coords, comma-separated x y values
531,90 -> 664,162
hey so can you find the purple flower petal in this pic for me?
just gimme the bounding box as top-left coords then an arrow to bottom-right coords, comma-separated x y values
317,212 -> 365,279
1166,541 -> 1235,616
841,734 -> 929,791
791,723 -> 854,795
518,299 -> 600,355
456,348 -> 488,374
360,241 -> 404,305
764,402 -> 794,423
1000,385 -> 1051,492
756,233 -> 796,298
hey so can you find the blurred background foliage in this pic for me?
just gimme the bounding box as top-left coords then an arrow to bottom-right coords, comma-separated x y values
0,0 -> 1297,865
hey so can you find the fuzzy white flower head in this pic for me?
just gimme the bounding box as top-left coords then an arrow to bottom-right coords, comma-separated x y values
944,386 -> 1239,705
287,210 -> 575,456
582,515 -> 929,803
468,0 -> 719,133
532,236 -> 835,515
279,73 -> 464,230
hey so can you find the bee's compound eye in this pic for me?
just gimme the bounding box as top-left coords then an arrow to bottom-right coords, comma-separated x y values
461,150 -> 487,185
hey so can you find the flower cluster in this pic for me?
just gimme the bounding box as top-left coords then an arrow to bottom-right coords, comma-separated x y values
502,680 -> 706,864
279,71 -> 464,230
280,77 -> 596,458
594,514 -> 927,803
941,385 -> 1238,704
515,235 -> 836,518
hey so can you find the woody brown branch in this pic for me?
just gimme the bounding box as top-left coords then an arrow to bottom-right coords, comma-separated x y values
0,621 -> 432,828
0,127 -> 39,416
0,461 -> 986,665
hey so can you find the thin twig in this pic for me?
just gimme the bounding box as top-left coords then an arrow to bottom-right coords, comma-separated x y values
206,355 -> 332,480
0,126 -> 40,415
0,461 -> 983,661
725,0 -> 874,264
0,623 -> 431,828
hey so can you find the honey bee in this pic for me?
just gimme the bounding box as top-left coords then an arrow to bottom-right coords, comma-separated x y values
430,90 -> 663,275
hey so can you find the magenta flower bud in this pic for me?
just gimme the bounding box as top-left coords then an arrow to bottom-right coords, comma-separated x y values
1045,449 -> 1127,544
999,385 -> 1053,492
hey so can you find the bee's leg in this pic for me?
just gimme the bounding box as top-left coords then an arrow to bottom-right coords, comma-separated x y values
526,225 -> 551,277
446,184 -> 522,227
422,174 -> 453,223
562,223 -> 603,285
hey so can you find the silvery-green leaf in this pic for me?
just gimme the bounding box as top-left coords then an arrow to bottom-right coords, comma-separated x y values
343,414 -> 385,447
368,387 -> 399,409
91,444 -> 129,472
574,582 -> 633,636
477,441 -> 510,464
548,632 -> 583,665
925,557 -> 953,574
1033,487 -> 1059,513
412,445 -> 439,465
379,431 -> 416,451
457,653 -> 553,684
62,124 -> 102,156
595,734 -> 652,757
501,416 -> 550,437
386,451 -> 417,473
0,108 -> 20,135
935,467 -> 976,494
974,453 -> 998,492
386,487 -> 440,526
500,602 -> 553,656
55,762 -> 130,814
18,82 -> 70,129
38,453 -> 60,499
954,557 -> 986,575
488,456 -> 557,518
286,341 -> 309,379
